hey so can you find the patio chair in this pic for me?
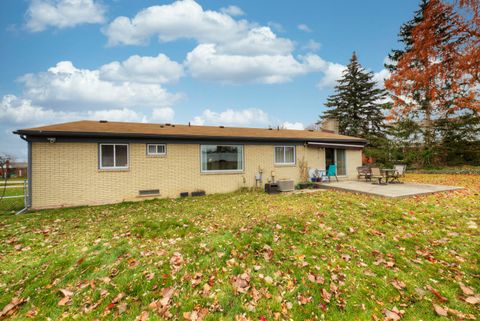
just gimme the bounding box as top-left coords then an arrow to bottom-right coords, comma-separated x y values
357,166 -> 371,181
391,164 -> 407,183
326,164 -> 338,182
370,167 -> 385,185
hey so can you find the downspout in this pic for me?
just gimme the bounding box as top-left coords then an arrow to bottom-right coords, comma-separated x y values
16,135 -> 31,214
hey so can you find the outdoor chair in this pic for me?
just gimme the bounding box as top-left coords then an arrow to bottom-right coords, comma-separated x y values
326,164 -> 338,182
357,166 -> 371,181
391,164 -> 407,183
370,167 -> 385,185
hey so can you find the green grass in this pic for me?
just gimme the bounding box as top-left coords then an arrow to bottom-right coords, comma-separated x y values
0,174 -> 478,320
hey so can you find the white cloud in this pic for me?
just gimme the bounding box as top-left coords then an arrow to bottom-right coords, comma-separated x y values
185,44 -> 323,84
26,0 -> 106,32
103,0 -> 292,56
372,68 -> 390,88
303,39 -> 321,51
297,24 -> 312,32
0,95 -> 146,127
19,61 -> 180,110
191,108 -> 269,126
99,54 -> 184,84
282,121 -> 304,130
103,0 -> 249,46
220,5 -> 244,16
151,107 -> 175,122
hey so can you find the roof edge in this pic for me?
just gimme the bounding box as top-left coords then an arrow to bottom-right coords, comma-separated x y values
14,129 -> 368,144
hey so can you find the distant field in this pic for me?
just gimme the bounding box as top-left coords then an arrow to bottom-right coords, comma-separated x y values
0,174 -> 478,320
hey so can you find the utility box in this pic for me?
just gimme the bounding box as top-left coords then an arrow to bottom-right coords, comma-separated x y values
277,179 -> 295,192
265,183 -> 280,194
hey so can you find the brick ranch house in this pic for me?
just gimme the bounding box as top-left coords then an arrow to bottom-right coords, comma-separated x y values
14,120 -> 366,209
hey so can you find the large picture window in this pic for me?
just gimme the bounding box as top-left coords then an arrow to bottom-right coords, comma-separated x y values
274,146 -> 296,165
99,144 -> 129,169
201,145 -> 244,172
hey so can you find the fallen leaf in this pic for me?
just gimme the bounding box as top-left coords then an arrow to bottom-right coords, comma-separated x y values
433,304 -> 448,316
134,311 -> 149,321
0,297 -> 27,318
391,279 -> 406,290
465,295 -> 480,305
459,283 -> 475,296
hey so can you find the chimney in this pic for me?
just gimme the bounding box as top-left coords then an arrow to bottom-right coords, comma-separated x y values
320,117 -> 339,134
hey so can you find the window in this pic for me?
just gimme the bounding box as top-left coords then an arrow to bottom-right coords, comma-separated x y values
274,146 -> 296,165
147,144 -> 166,156
201,145 -> 243,172
99,144 -> 128,169
336,149 -> 346,176
325,148 -> 346,176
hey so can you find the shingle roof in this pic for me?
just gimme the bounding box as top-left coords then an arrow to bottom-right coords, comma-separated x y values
14,120 -> 367,143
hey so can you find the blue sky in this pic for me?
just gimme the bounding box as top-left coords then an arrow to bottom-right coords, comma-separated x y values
0,0 -> 420,159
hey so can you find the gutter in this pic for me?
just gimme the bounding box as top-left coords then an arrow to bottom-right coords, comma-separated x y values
13,130 -> 368,145
16,135 -> 31,214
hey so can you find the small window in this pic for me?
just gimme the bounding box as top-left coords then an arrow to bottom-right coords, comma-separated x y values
274,146 -> 296,165
146,144 -> 166,156
99,144 -> 129,169
200,145 -> 244,172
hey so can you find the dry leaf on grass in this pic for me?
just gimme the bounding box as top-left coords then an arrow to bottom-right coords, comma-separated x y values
433,304 -> 448,316
58,289 -> 74,306
0,297 -> 27,319
459,283 -> 474,296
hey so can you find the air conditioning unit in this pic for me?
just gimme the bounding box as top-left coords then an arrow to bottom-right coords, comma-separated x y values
277,179 -> 294,192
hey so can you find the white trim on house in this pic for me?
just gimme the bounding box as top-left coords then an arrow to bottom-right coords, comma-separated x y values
146,144 -> 166,156
200,144 -> 245,173
99,143 -> 129,170
274,145 -> 296,165
307,142 -> 363,148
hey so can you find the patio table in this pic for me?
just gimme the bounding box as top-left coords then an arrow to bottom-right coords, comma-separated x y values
381,169 -> 397,184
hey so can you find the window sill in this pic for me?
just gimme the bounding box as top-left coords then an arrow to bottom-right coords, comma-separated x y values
146,155 -> 167,158
274,163 -> 297,167
200,170 -> 244,175
98,168 -> 130,172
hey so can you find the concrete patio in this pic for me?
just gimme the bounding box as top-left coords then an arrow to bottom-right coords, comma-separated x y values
321,180 -> 463,198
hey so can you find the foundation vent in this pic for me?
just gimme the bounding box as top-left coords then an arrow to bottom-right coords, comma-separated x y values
138,189 -> 160,196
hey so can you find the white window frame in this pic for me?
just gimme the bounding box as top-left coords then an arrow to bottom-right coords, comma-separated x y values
200,144 -> 244,173
146,144 -> 166,156
274,145 -> 296,165
99,143 -> 129,170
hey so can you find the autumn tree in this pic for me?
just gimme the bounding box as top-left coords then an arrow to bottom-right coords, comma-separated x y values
385,0 -> 479,166
321,52 -> 387,138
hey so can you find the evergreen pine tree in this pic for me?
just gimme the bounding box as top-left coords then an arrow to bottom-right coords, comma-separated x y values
320,52 -> 387,138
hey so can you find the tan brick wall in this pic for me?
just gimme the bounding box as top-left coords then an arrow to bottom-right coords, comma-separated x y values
31,142 -> 362,209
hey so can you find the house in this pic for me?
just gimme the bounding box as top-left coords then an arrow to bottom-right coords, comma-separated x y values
14,120 -> 367,209
0,161 -> 28,178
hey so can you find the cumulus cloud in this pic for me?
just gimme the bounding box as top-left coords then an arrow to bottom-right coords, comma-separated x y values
282,121 -> 304,130
0,95 -> 148,127
26,0 -> 106,32
220,5 -> 244,16
19,61 -> 180,109
185,44 -> 324,84
191,108 -> 270,126
303,39 -> 321,51
103,0 -> 250,46
103,0 -> 292,56
297,24 -> 312,32
151,107 -> 175,122
99,54 -> 184,84
372,68 -> 390,88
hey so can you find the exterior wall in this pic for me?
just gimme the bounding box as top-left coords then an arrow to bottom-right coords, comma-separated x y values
31,142 -> 362,209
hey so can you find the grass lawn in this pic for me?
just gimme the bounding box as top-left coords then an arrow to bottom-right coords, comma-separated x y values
0,174 -> 479,320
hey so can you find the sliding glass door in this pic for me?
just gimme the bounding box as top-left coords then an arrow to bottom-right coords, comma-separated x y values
325,148 -> 346,176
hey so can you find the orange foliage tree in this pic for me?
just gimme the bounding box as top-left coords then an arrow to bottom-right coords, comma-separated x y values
385,0 -> 479,151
